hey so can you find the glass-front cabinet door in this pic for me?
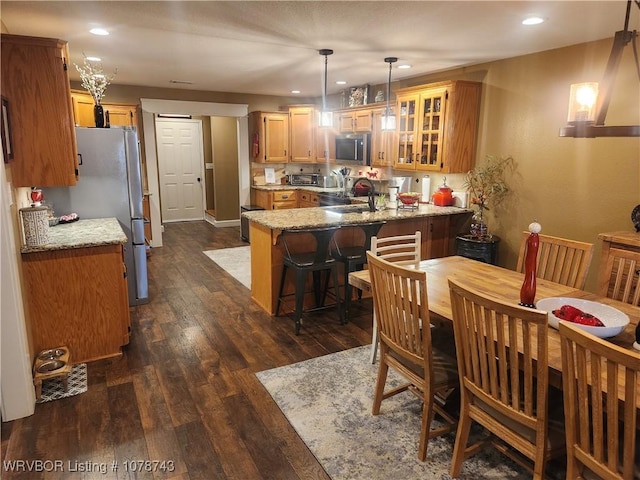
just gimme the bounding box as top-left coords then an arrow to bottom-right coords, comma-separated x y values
395,94 -> 418,170
417,87 -> 447,171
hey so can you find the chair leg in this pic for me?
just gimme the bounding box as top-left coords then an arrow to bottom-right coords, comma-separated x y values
418,395 -> 435,461
276,264 -> 288,316
369,312 -> 379,363
450,396 -> 473,478
343,262 -> 353,323
331,265 -> 343,324
312,270 -> 323,307
294,269 -> 306,335
372,345 -> 390,415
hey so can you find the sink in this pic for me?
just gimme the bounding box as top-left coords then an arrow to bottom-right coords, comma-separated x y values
324,204 -> 371,213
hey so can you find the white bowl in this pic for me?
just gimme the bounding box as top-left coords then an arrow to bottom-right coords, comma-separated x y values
535,297 -> 630,338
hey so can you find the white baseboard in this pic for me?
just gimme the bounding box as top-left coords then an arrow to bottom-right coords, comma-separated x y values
204,212 -> 241,228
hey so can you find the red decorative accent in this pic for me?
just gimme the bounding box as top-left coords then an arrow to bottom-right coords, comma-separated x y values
519,231 -> 539,307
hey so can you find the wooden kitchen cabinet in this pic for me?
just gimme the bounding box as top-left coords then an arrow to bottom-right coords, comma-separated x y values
249,111 -> 289,163
272,190 -> 297,209
71,90 -> 138,127
315,126 -> 336,163
251,188 -> 297,210
289,106 -> 315,163
338,109 -> 373,133
1,34 -> 78,187
394,80 -> 481,174
298,191 -> 319,208
370,107 -> 395,167
21,244 -> 130,364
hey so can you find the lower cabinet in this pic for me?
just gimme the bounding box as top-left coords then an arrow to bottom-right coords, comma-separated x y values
251,189 -> 298,210
298,191 -> 319,208
21,244 -> 130,364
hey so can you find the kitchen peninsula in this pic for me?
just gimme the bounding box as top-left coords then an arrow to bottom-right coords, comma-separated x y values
243,204 -> 472,315
21,218 -> 131,364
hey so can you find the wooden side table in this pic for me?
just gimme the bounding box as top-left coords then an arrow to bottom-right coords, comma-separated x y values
455,234 -> 501,265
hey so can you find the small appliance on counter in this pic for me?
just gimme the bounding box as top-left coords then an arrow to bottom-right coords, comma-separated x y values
288,173 -> 319,186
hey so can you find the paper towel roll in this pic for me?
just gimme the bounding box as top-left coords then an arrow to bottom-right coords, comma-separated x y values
421,175 -> 431,202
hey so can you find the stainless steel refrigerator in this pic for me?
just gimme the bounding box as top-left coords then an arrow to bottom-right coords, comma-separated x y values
44,127 -> 149,306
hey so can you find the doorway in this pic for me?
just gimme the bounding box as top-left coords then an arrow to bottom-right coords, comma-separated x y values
155,117 -> 205,223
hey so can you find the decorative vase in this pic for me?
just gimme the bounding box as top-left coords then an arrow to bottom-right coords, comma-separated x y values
470,207 -> 489,239
94,103 -> 104,128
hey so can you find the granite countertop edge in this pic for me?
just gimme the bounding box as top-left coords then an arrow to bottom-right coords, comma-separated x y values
21,217 -> 128,254
243,204 -> 472,230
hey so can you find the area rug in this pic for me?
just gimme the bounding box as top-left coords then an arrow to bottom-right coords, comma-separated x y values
256,346 -> 564,480
203,246 -> 251,289
37,363 -> 87,404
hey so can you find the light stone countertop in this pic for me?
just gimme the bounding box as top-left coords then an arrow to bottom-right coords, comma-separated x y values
242,203 -> 472,230
252,184 -> 344,194
21,217 -> 127,254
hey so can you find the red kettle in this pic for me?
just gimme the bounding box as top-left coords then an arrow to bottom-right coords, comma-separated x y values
432,177 -> 454,206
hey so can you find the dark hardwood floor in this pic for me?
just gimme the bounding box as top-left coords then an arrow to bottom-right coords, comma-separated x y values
2,221 -> 374,479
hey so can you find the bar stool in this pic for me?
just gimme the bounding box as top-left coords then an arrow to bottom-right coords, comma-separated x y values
331,221 -> 386,323
276,226 -> 342,334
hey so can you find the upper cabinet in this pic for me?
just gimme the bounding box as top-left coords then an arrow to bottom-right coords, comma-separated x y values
249,111 -> 289,163
71,90 -> 138,128
289,106 -> 315,163
370,107 -> 395,167
1,34 -> 78,187
394,80 -> 481,174
338,109 -> 373,133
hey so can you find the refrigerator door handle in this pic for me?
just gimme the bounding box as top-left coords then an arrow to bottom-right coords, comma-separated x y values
131,218 -> 146,245
133,244 -> 149,302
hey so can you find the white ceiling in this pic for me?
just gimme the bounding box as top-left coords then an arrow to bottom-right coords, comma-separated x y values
1,1 -> 636,98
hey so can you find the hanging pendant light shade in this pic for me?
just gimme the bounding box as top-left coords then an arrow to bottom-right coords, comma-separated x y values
319,49 -> 334,128
381,57 -> 398,131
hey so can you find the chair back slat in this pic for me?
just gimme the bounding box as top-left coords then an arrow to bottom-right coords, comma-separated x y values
559,322 -> 640,480
597,247 -> 640,306
368,251 -> 429,363
449,277 -> 555,478
516,231 -> 594,289
370,231 -> 421,266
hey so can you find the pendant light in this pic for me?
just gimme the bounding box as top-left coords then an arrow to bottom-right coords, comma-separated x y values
381,57 -> 398,131
559,0 -> 640,137
319,49 -> 334,128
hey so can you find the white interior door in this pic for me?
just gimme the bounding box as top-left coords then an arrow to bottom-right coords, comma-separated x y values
156,118 -> 205,222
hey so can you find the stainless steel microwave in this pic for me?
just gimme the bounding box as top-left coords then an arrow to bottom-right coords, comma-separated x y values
335,133 -> 370,165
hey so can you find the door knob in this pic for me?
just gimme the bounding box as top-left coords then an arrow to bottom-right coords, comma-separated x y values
197,177 -> 201,182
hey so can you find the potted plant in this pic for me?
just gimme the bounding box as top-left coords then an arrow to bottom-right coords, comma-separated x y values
463,155 -> 515,239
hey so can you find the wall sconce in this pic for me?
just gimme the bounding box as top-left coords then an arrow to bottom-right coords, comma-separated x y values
319,49 -> 334,128
381,57 -> 398,131
559,0 -> 640,138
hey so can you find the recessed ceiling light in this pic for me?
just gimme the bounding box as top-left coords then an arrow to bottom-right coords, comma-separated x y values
291,90 -> 301,94
522,16 -> 544,25
89,28 -> 109,36
398,64 -> 412,69
85,56 -> 101,62
336,80 -> 347,85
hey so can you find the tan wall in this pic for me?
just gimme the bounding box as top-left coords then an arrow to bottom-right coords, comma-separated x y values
397,38 -> 639,292
211,117 -> 240,221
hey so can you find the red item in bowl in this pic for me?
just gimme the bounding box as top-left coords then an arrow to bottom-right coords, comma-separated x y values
552,304 -> 605,327
398,193 -> 421,205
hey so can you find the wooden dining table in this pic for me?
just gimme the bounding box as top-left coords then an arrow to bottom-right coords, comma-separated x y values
349,255 -> 640,409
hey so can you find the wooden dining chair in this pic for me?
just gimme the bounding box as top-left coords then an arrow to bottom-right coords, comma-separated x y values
516,231 -> 594,289
368,231 -> 422,363
366,251 -> 458,461
596,247 -> 640,306
559,321 -> 640,480
448,278 -> 566,479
